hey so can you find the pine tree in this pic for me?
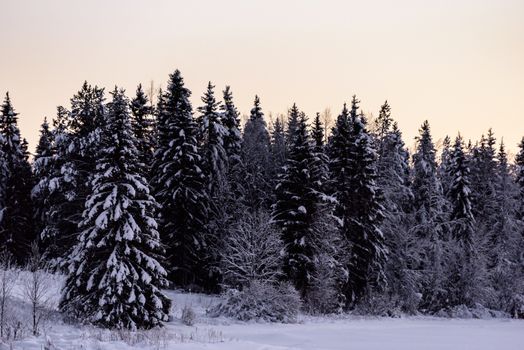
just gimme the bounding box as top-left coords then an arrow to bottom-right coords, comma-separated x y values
239,95 -> 272,209
196,82 -> 227,194
329,96 -> 387,307
273,110 -> 322,296
60,88 -> 170,330
0,93 -> 35,264
130,84 -> 155,175
151,70 -> 210,289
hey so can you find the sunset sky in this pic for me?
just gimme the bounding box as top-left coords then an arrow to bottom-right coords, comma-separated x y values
1,0 -> 523,154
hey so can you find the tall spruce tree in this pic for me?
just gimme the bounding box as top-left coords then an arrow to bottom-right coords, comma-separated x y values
411,120 -> 449,311
374,102 -> 417,312
151,70 -> 211,289
329,96 -> 387,307
273,110 -> 322,296
220,86 -> 242,166
196,82 -> 227,194
130,84 -> 155,175
0,93 -> 35,264
488,141 -> 523,312
46,82 -> 106,268
60,88 -> 170,330
446,135 -> 485,307
447,135 -> 475,249
270,116 -> 287,173
32,118 -> 55,245
239,95 -> 272,209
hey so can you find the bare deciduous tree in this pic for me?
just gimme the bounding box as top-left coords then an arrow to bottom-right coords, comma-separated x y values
221,210 -> 283,288
0,250 -> 16,339
22,244 -> 52,336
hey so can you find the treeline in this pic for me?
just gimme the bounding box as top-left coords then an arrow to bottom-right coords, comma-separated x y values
0,70 -> 523,329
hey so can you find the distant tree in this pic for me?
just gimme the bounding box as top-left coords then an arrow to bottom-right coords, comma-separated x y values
239,95 -> 272,210
130,84 -> 155,175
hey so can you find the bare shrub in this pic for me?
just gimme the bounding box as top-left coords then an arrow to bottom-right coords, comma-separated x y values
22,244 -> 53,336
181,304 -> 196,326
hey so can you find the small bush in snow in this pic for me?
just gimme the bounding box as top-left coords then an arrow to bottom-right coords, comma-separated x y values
181,304 -> 196,326
209,280 -> 301,323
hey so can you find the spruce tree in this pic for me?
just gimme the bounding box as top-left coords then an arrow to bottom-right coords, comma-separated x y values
46,82 -> 106,268
270,116 -> 286,173
32,118 -> 55,245
130,84 -> 155,175
488,141 -> 523,312
0,93 -> 35,264
273,110 -> 322,296
60,88 -> 170,330
151,70 -> 210,289
447,135 -> 475,249
239,95 -> 272,209
374,102 -> 417,312
411,120 -> 449,311
196,82 -> 227,194
329,96 -> 387,307
220,86 -> 242,166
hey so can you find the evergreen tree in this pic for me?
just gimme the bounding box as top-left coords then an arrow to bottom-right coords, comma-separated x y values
46,82 -> 106,268
285,104 -> 300,148
239,95 -> 272,209
446,135 -> 486,307
32,118 -> 55,245
273,110 -> 322,296
411,120 -> 449,311
130,84 -> 155,175
220,86 -> 242,166
488,141 -> 523,312
374,102 -> 417,312
36,107 -> 73,265
270,116 -> 286,173
0,93 -> 35,264
447,135 -> 475,249
516,138 -> 524,235
151,70 -> 210,289
439,136 -> 453,196
329,96 -> 387,307
196,82 -> 227,194
60,88 -> 170,330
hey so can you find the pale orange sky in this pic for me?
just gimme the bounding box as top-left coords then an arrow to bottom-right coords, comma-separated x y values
1,0 -> 523,154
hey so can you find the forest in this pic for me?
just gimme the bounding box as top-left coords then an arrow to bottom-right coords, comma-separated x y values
0,69 -> 523,331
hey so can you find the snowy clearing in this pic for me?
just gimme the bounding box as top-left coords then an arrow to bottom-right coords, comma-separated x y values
5,282 -> 523,350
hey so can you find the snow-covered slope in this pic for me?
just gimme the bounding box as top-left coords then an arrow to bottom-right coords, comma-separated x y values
4,275 -> 524,350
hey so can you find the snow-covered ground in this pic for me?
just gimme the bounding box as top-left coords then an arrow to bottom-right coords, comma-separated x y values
4,273 -> 524,350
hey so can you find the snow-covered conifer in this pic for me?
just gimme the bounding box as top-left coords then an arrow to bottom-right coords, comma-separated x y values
0,93 -> 35,264
151,70 -> 210,289
60,88 -> 170,329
